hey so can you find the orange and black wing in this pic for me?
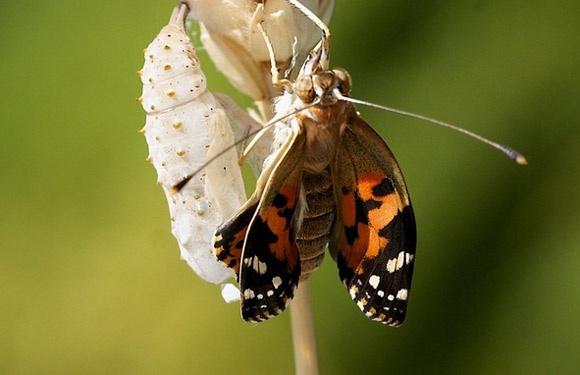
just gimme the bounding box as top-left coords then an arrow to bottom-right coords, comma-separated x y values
214,198 -> 259,278
214,129 -> 306,322
330,114 -> 416,326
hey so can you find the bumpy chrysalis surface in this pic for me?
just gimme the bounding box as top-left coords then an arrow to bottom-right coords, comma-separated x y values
139,6 -> 246,289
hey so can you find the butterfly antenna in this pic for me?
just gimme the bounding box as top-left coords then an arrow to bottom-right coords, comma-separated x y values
170,125 -> 266,194
171,100 -> 321,194
335,90 -> 527,165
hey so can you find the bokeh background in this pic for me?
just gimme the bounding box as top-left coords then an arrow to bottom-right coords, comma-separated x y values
1,0 -> 579,374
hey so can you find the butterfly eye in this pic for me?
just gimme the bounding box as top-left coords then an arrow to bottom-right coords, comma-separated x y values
332,68 -> 352,95
295,76 -> 315,103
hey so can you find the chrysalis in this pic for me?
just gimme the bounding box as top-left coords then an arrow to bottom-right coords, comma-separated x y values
138,5 -> 247,291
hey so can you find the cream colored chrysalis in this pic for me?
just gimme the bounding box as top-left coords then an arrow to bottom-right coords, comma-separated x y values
184,0 -> 335,120
138,4 -> 247,301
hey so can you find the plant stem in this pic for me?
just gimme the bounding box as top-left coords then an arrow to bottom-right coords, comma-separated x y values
290,280 -> 318,375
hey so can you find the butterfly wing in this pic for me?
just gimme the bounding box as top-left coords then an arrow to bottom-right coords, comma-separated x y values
214,198 -> 259,278
238,129 -> 305,322
330,114 -> 416,326
214,125 -> 306,322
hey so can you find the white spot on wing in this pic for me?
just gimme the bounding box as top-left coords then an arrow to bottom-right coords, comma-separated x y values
396,251 -> 405,270
386,251 -> 406,273
396,288 -> 408,300
369,275 -> 380,289
386,258 -> 396,273
243,289 -> 255,299
252,256 -> 267,274
349,288 -> 356,299
272,276 -> 282,289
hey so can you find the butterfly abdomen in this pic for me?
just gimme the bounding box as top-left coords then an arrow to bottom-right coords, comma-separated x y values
292,92 -> 345,281
296,168 -> 336,280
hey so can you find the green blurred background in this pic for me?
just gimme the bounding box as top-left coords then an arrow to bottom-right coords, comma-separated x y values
1,0 -> 579,374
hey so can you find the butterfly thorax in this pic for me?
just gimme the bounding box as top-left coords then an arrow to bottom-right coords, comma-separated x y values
295,111 -> 341,174
293,67 -> 353,174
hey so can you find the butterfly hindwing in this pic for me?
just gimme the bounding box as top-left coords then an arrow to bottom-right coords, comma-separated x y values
331,113 -> 416,326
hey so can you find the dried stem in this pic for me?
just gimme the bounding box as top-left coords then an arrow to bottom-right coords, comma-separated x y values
290,280 -> 319,375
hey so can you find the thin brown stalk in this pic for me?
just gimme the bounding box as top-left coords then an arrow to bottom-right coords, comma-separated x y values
290,280 -> 319,375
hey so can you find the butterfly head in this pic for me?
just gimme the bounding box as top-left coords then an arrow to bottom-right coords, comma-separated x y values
294,67 -> 352,106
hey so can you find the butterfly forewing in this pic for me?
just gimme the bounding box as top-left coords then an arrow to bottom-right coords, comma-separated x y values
239,131 -> 306,322
331,114 -> 417,326
214,126 -> 306,322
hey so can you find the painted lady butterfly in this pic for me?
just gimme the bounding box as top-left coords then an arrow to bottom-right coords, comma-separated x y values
213,26 -> 416,324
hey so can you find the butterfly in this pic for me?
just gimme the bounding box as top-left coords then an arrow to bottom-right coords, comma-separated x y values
213,35 -> 416,325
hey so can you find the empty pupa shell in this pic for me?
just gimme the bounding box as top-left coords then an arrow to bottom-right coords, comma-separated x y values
139,4 -> 246,288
